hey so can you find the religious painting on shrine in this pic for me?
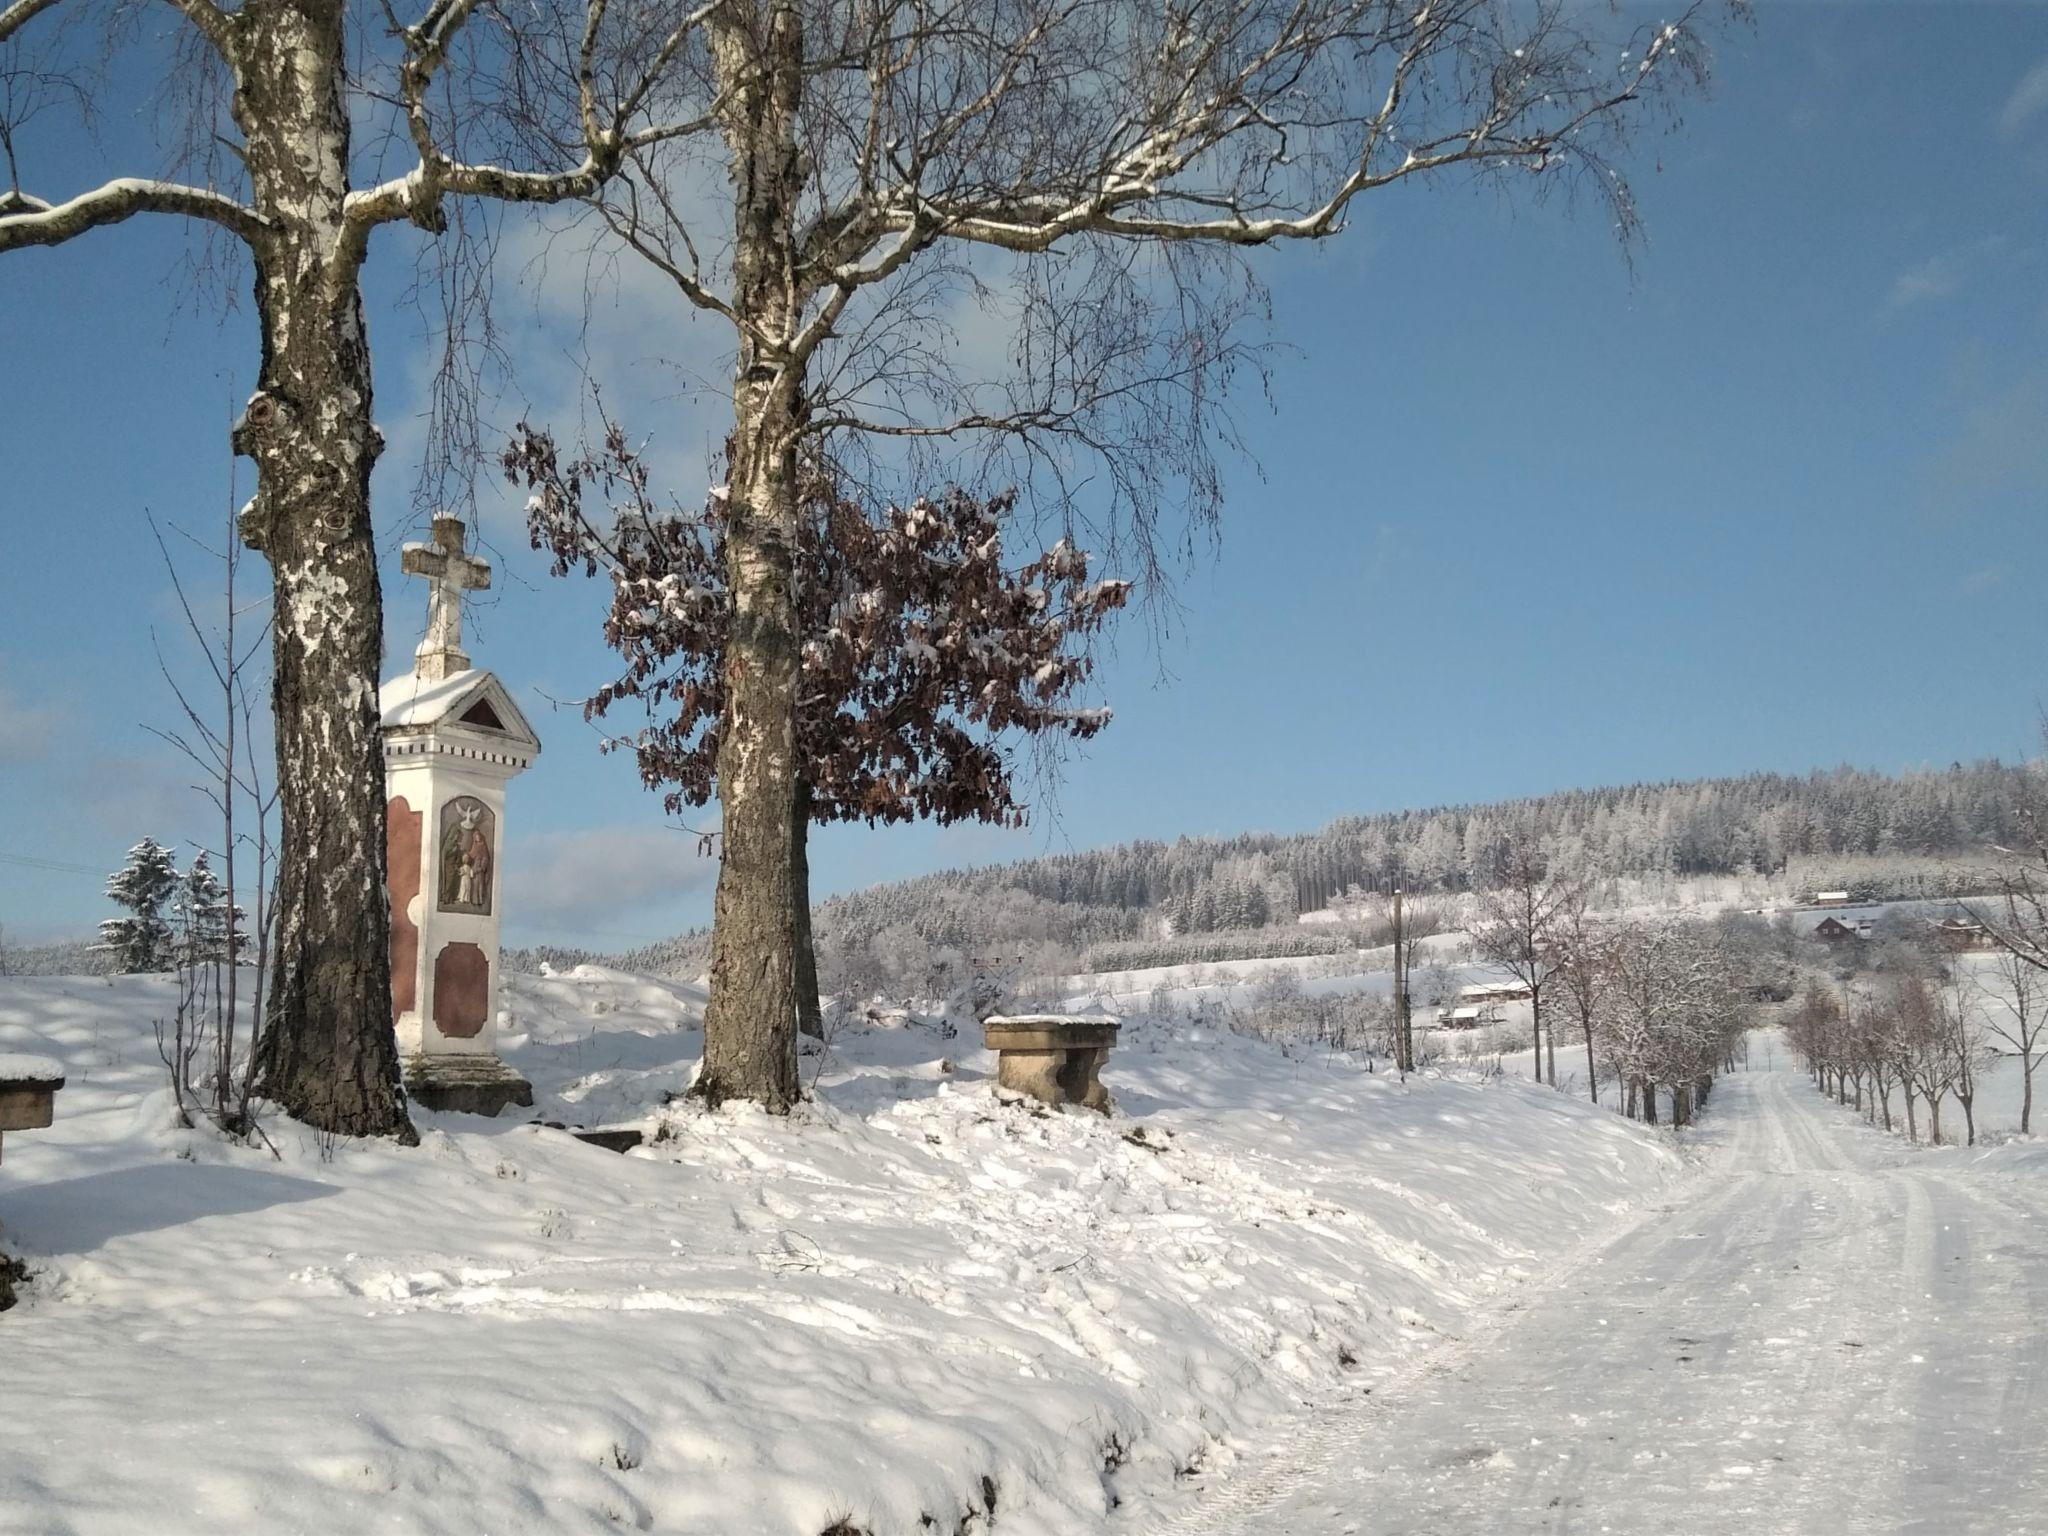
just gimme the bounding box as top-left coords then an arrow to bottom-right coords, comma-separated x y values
438,796 -> 496,915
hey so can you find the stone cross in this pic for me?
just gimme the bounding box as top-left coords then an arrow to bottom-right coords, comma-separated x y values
401,515 -> 492,681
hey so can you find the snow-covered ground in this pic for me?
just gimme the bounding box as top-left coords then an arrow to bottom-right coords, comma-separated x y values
0,968 -> 1682,1536
1157,1038 -> 2048,1535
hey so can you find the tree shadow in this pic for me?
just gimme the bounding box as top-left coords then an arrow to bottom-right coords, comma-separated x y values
0,1161 -> 336,1256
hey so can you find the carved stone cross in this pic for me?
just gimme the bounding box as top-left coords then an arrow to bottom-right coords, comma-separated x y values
401,515 -> 491,681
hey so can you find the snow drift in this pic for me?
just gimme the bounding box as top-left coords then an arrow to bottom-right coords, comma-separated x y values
0,969 -> 1679,1535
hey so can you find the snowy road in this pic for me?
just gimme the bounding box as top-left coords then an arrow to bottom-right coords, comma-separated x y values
1170,1052 -> 2048,1535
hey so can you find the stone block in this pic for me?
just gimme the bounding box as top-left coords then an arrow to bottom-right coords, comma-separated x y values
0,1087 -> 56,1133
405,1054 -> 534,1117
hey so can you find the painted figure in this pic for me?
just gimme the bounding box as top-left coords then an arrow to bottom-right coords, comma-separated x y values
439,797 -> 495,914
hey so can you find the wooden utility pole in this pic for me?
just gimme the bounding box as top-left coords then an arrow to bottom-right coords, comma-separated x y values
1393,886 -> 1414,1074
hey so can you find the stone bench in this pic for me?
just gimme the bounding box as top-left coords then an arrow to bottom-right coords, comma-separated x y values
0,1055 -> 65,1165
983,1015 -> 1119,1113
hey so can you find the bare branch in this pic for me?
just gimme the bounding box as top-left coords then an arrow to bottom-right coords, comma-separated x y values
0,176 -> 266,249
154,0 -> 233,56
0,0 -> 65,45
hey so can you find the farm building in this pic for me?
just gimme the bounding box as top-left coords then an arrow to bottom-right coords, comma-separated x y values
1457,981 -> 1534,1006
1436,1005 -> 1505,1029
1932,917 -> 1994,952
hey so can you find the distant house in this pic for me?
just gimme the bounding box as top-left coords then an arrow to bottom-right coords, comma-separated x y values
1458,981 -> 1533,1005
1813,916 -> 1865,944
1811,891 -> 1852,908
1436,1005 -> 1504,1029
1932,917 -> 1994,953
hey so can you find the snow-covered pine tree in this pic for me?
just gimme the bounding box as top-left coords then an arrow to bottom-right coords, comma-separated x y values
98,839 -> 180,973
170,853 -> 247,970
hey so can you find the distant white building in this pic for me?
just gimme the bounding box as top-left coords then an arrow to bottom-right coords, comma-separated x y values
1811,891 -> 1851,908
1436,1005 -> 1504,1029
1458,981 -> 1533,1005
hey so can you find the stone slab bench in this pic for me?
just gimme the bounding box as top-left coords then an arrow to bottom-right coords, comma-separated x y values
534,1119 -> 647,1155
983,1016 -> 1119,1113
0,1055 -> 65,1165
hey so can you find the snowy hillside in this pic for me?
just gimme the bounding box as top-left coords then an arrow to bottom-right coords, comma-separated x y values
0,970 -> 1681,1536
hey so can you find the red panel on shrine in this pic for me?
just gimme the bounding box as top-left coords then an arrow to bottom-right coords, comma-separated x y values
432,942 -> 489,1038
386,795 -> 423,1019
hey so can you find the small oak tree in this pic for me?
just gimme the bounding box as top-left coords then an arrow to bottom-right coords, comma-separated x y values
507,418 -> 1129,1074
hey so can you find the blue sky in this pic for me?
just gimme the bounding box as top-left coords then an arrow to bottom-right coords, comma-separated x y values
3,5 -> 2047,949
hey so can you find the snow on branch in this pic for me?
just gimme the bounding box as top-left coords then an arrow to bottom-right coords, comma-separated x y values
0,177 -> 267,251
0,0 -> 64,45
344,0 -> 725,243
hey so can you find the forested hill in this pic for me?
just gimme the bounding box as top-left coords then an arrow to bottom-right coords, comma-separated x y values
550,760 -> 2038,980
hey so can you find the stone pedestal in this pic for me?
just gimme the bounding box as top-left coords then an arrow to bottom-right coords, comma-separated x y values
405,1053 -> 534,1116
0,1055 -> 64,1165
380,643 -> 541,1118
983,1016 -> 1119,1113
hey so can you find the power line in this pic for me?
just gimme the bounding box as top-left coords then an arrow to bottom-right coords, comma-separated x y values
0,851 -> 103,877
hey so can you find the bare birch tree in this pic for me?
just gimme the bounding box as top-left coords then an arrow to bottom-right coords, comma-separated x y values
1975,939 -> 2040,1136
1961,749 -> 2048,1134
0,0 -> 707,1138
1470,836 -> 1582,1086
145,504 -> 278,1140
1885,970 -> 1951,1145
506,0 -> 1741,1111
1547,883 -> 1613,1104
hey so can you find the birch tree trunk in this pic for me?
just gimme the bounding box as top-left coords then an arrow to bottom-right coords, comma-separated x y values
794,782 -> 824,1040
233,0 -> 413,1141
1540,989 -> 1556,1087
697,0 -> 805,1110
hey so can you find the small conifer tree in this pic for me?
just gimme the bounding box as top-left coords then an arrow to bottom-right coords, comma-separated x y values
98,838 -> 180,974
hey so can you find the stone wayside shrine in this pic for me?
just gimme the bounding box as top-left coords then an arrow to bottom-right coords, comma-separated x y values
983,1015 -> 1120,1113
379,515 -> 540,1116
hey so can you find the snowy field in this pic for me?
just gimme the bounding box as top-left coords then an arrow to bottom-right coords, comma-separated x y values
0,969 -> 1682,1536
1062,923 -> 2048,1143
1054,933 -> 1463,1015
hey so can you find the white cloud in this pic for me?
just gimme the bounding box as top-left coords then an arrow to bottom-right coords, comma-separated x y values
1957,564 -> 2008,595
1882,252 -> 1964,315
505,823 -> 720,943
1997,56 -> 2048,137
1879,235 -> 2017,320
